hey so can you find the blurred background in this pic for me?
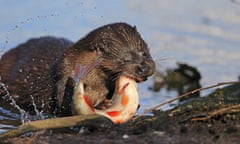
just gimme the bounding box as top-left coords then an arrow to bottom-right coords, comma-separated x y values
0,0 -> 240,111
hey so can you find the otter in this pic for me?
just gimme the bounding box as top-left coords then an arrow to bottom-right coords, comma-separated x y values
0,22 -> 156,116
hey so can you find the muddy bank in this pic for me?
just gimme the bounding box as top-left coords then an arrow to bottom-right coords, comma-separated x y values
1,83 -> 240,144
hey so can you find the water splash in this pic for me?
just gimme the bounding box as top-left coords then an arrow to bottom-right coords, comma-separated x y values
1,13 -> 60,51
0,82 -> 31,124
30,95 -> 44,120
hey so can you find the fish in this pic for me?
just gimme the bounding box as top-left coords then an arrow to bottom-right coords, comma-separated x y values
95,75 -> 139,124
72,59 -> 139,124
73,58 -> 103,115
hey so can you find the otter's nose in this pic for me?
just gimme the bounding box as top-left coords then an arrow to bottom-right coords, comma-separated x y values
137,60 -> 155,77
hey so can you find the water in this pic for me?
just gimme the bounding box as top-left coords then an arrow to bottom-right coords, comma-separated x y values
0,83 -> 22,133
0,82 -> 45,133
1,0 -> 240,133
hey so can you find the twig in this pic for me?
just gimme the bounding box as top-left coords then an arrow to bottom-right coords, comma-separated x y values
191,104 -> 240,121
0,114 -> 111,140
135,81 -> 240,120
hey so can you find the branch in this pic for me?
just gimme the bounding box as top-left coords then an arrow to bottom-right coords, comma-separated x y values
0,114 -> 112,140
191,104 -> 240,121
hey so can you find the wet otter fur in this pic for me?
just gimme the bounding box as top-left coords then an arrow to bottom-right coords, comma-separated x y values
0,22 -> 156,116
0,37 -> 73,114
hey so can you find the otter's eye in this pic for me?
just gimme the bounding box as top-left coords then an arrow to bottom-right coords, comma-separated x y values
139,52 -> 147,57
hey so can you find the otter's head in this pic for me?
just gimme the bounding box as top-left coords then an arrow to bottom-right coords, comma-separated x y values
78,22 -> 156,82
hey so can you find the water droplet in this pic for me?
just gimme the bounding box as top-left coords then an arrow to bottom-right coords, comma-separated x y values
30,95 -> 44,120
0,82 -> 30,123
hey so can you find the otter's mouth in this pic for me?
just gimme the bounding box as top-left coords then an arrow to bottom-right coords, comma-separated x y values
124,75 -> 148,83
135,77 -> 148,83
